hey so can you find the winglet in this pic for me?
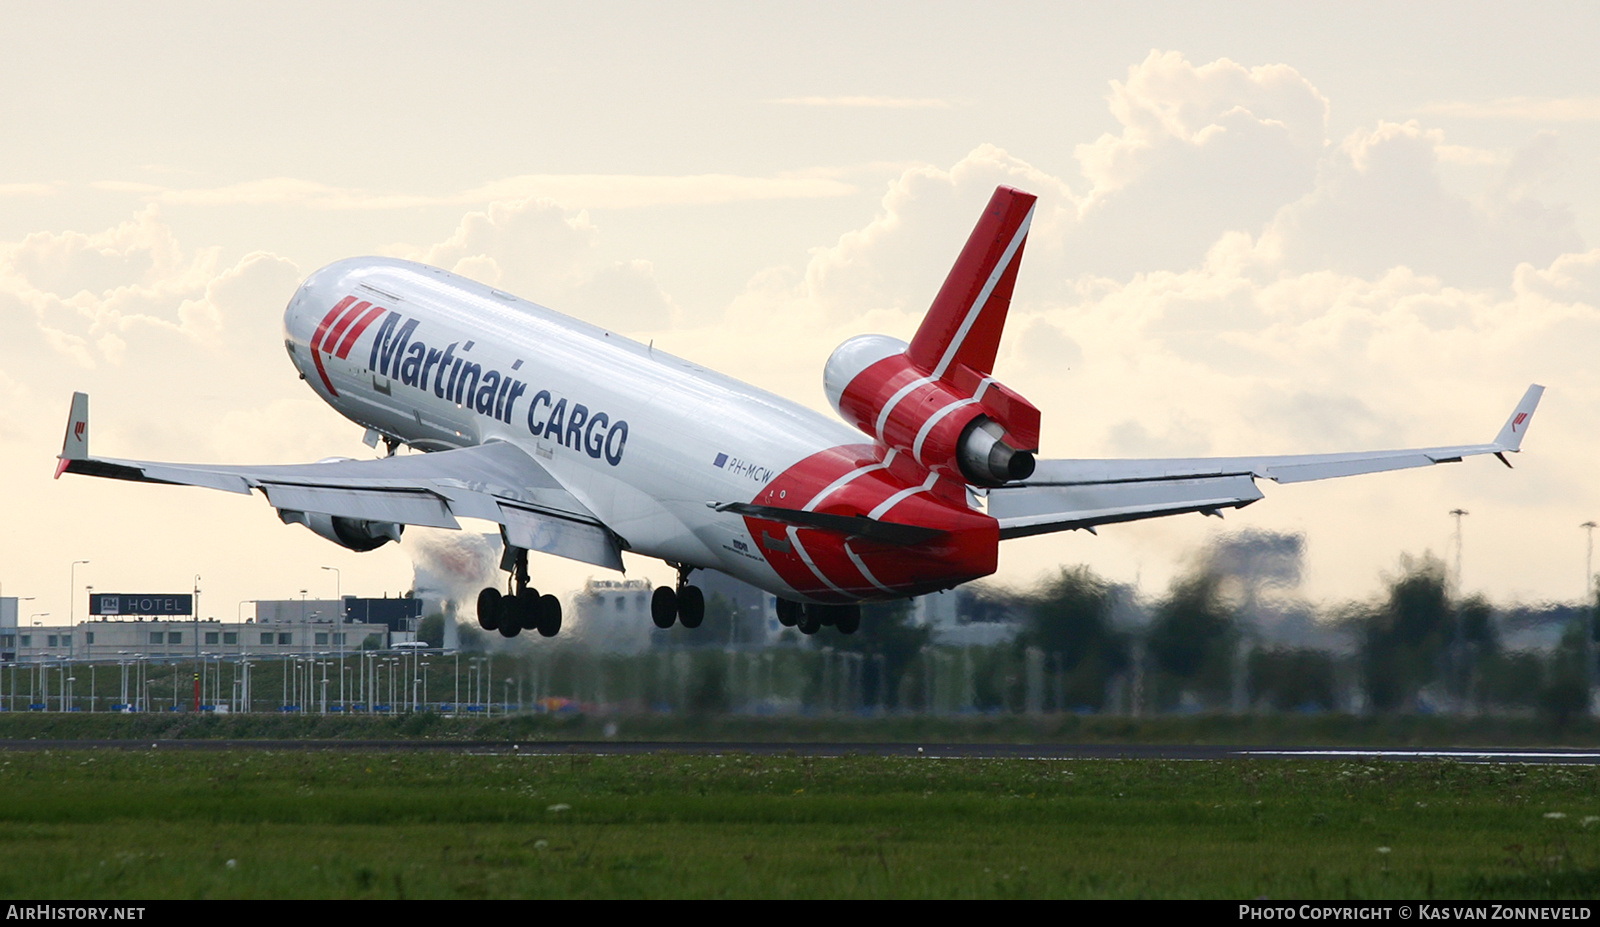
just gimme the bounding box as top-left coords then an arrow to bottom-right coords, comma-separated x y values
1492,384 -> 1544,452
56,392 -> 90,478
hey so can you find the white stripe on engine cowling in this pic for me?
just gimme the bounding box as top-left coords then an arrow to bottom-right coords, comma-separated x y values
911,398 -> 978,464
873,374 -> 936,442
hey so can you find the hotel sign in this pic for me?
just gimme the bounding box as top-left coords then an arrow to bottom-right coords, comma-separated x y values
89,594 -> 193,617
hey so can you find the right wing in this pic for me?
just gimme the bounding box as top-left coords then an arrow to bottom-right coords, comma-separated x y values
55,392 -> 625,570
987,384 -> 1543,539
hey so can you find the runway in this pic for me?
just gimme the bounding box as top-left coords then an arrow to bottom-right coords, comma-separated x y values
0,740 -> 1597,764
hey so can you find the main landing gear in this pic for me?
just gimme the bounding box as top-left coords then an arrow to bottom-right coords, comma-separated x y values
651,563 -> 706,630
775,599 -> 861,636
476,547 -> 562,639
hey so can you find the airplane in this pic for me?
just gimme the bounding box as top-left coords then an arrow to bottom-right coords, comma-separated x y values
56,186 -> 1544,638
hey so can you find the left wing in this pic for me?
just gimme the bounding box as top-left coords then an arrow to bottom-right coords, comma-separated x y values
55,392 -> 625,569
987,385 -> 1543,539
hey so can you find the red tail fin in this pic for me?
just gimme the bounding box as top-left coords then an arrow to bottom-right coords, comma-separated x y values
906,186 -> 1036,379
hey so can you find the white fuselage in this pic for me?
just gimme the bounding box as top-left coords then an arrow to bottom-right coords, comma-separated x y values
283,257 -> 885,599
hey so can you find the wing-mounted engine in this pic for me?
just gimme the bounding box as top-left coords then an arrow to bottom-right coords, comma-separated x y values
822,186 -> 1043,487
277,509 -> 403,552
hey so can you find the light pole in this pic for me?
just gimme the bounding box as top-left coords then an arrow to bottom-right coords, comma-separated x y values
323,567 -> 345,693
1584,521 -> 1598,712
193,574 -> 201,662
69,561 -> 89,626
1448,509 -> 1469,595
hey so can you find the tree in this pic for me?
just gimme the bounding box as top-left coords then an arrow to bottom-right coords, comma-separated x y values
1357,553 -> 1453,712
418,613 -> 445,648
665,593 -> 738,647
812,599 -> 930,709
1147,569 -> 1236,707
1019,567 -> 1127,710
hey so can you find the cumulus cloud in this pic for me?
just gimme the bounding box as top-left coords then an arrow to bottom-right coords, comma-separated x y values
0,207 -> 308,456
1421,96 -> 1600,121
90,173 -> 855,211
769,96 -> 952,108
1059,51 -> 1330,276
402,197 -> 679,333
677,51 -> 1593,602
1255,121 -> 1582,286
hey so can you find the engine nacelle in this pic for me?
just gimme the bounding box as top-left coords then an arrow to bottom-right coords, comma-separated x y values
278,509 -> 403,552
823,334 -> 1041,487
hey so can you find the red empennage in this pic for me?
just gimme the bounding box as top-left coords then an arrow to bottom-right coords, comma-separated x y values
825,186 -> 1043,482
907,185 -> 1036,379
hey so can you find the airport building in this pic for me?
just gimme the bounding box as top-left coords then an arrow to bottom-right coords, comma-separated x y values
0,596 -> 402,663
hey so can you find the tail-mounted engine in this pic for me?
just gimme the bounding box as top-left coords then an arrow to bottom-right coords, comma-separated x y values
821,186 -> 1044,487
824,335 -> 1039,486
278,509 -> 404,552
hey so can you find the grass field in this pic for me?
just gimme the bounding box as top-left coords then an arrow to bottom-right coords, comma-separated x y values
0,749 -> 1598,899
2,710 -> 1600,747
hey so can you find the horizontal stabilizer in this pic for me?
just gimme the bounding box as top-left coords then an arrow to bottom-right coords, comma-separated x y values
990,384 -> 1543,538
990,475 -> 1263,539
714,502 -> 946,546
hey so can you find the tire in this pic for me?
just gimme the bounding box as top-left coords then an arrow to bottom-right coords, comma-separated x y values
537,594 -> 562,638
651,586 -> 678,629
513,588 -> 538,630
797,606 -> 822,635
677,585 -> 705,629
776,599 -> 799,627
835,605 -> 861,635
476,588 -> 502,631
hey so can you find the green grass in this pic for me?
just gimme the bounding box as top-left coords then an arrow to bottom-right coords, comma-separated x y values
1,750 -> 1599,898
0,710 -> 1598,747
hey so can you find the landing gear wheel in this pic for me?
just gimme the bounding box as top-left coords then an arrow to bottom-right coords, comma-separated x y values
537,594 -> 562,638
651,586 -> 678,629
498,601 -> 522,637
776,599 -> 800,627
516,588 -> 541,631
836,605 -> 861,635
677,585 -> 705,629
797,606 -> 822,636
477,588 -> 502,631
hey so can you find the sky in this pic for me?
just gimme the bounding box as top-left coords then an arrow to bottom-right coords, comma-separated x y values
3,1 -> 1600,627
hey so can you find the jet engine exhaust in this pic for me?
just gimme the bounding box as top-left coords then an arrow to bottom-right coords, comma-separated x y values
957,417 -> 1035,486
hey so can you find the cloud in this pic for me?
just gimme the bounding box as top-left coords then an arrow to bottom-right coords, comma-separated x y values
403,197 -> 678,332
676,53 -> 1594,603
0,183 -> 58,197
1421,97 -> 1600,121
1065,51 -> 1330,277
768,96 -> 952,108
89,173 -> 856,211
1254,121 -> 1582,286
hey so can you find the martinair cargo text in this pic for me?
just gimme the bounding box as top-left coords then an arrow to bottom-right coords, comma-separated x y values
56,187 -> 1544,637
